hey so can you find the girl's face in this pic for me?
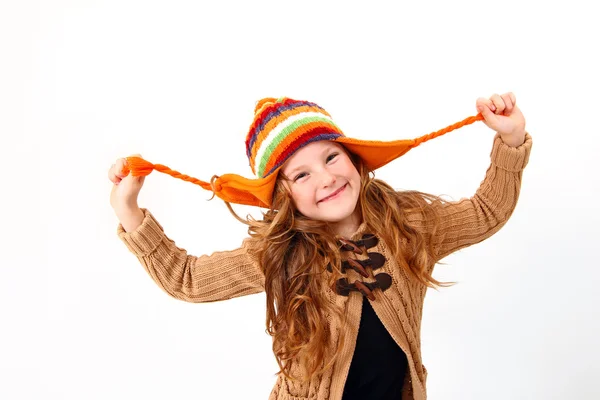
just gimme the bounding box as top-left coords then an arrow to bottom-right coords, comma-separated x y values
280,141 -> 361,230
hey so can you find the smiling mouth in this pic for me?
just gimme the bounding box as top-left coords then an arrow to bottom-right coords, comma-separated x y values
319,183 -> 347,203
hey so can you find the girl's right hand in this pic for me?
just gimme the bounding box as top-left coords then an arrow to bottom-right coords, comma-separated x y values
108,154 -> 146,213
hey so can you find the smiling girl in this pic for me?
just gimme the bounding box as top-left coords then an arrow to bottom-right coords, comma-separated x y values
109,93 -> 532,399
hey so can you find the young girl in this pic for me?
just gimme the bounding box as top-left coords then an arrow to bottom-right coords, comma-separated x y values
109,93 -> 532,400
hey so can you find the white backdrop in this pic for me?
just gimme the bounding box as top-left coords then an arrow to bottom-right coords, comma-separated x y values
1,0 -> 599,399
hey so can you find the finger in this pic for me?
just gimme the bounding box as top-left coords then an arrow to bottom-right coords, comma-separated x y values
108,164 -> 117,183
116,158 -> 128,178
484,98 -> 496,112
490,93 -> 505,115
501,92 -> 514,115
476,97 -> 495,113
108,165 -> 122,184
477,102 -> 498,123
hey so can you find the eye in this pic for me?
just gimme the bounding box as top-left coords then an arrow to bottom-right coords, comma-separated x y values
326,152 -> 339,163
293,172 -> 307,182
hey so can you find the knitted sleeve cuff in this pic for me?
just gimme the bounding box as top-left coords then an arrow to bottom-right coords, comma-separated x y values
117,208 -> 166,257
489,131 -> 533,172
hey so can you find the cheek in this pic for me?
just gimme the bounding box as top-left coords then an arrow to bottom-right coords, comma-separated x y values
290,186 -> 316,209
341,158 -> 360,181
352,167 -> 361,183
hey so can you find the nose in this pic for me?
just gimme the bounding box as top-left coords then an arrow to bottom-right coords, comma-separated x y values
320,170 -> 336,188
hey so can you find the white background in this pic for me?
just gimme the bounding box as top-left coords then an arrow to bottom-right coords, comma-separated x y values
1,0 -> 599,399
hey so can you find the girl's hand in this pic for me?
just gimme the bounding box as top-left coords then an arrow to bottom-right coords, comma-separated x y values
476,92 -> 527,147
108,154 -> 146,213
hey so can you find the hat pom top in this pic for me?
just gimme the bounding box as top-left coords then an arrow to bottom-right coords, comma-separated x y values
254,97 -> 280,115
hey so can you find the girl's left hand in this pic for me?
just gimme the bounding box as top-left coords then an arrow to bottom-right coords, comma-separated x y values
476,92 -> 526,147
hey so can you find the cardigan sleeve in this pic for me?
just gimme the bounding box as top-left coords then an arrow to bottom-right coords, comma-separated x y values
116,208 -> 265,302
406,131 -> 533,263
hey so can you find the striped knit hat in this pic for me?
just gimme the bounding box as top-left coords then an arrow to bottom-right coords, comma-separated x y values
246,97 -> 344,179
124,97 -> 483,208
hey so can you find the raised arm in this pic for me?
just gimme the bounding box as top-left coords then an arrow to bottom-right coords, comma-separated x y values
117,208 -> 265,302
407,131 -> 533,264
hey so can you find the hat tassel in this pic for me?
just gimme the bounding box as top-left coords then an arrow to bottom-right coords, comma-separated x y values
412,113 -> 484,146
122,157 -> 216,194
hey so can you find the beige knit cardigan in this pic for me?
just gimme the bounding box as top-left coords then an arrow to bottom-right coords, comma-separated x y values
117,132 -> 532,400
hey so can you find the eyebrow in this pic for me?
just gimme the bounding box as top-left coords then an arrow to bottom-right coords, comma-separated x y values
285,146 -> 335,177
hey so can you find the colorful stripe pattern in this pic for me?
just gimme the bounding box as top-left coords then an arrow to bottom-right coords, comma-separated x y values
244,97 -> 346,178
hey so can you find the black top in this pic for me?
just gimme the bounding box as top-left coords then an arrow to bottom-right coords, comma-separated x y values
342,298 -> 408,399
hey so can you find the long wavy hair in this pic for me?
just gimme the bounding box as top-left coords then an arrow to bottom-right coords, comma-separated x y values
221,146 -> 455,383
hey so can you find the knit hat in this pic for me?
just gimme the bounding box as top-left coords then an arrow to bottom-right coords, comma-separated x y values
124,97 -> 484,208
